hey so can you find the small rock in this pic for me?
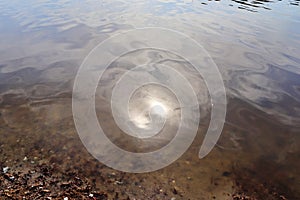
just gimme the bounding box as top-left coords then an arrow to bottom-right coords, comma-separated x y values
114,181 -> 123,185
222,171 -> 231,177
3,166 -> 9,173
4,174 -> 14,181
9,175 -> 15,181
23,156 -> 28,161
172,186 -> 182,196
41,189 -> 51,193
61,182 -> 71,187
63,197 -> 68,200
173,187 -> 178,195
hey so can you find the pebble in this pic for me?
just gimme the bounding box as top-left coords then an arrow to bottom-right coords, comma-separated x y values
3,166 -> 9,173
222,171 -> 231,177
23,156 -> 28,161
9,175 -> 15,181
185,161 -> 190,165
63,197 -> 68,200
114,181 -> 123,185
42,189 -> 51,193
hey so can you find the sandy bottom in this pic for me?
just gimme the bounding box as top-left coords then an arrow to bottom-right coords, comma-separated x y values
0,96 -> 299,199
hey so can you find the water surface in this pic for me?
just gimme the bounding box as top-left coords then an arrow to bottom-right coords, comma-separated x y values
0,0 -> 299,199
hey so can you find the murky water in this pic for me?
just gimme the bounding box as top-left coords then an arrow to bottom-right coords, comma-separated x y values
0,0 -> 299,199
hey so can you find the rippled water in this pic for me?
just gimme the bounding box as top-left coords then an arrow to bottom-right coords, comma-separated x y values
0,0 -> 299,199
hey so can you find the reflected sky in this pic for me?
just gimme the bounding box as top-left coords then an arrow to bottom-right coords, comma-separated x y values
0,0 -> 299,126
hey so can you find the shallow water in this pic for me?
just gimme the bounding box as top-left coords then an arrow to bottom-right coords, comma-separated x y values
0,0 -> 299,199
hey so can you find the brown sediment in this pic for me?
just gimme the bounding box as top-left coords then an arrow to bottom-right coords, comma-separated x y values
0,96 -> 299,199
0,163 -> 109,199
232,162 -> 291,200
